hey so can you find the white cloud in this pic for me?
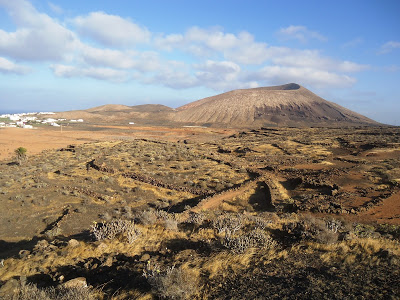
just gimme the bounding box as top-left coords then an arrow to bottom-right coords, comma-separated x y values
250,66 -> 356,88
73,11 -> 150,47
80,46 -> 136,69
269,48 -> 369,72
80,44 -> 170,74
379,41 -> 400,54
155,27 -> 270,65
185,27 -> 241,52
48,2 -> 63,14
143,70 -> 198,89
0,1 -> 368,91
195,60 -> 241,90
196,60 -> 240,77
0,0 -> 76,61
278,25 -> 327,43
154,33 -> 184,51
0,56 -> 30,74
51,64 -> 128,82
225,33 -> 270,64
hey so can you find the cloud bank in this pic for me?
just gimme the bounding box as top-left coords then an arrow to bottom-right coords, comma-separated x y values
0,0 -> 369,91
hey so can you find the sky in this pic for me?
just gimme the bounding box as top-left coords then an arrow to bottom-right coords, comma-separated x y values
0,1 -> 399,125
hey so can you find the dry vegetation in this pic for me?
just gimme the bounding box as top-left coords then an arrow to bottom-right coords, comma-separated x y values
0,126 -> 400,299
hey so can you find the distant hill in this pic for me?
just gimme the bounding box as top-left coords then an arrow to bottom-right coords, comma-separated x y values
48,84 -> 379,127
49,104 -> 175,125
174,83 -> 378,127
86,104 -> 133,113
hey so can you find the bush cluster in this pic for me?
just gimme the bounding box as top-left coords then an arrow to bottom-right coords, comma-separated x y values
212,213 -> 243,235
223,229 -> 277,254
90,219 -> 140,244
12,282 -> 96,300
143,263 -> 198,299
283,215 -> 339,244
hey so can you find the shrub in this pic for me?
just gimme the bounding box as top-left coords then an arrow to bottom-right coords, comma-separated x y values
164,218 -> 178,231
14,147 -> 27,165
90,219 -> 140,244
246,215 -> 275,230
137,210 -> 157,225
283,215 -> 339,244
212,213 -> 243,235
12,282 -> 97,300
143,263 -> 199,299
187,212 -> 206,226
44,226 -> 62,239
352,223 -> 378,238
223,229 -> 277,253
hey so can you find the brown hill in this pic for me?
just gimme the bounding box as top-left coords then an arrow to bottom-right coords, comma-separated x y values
175,83 -> 378,127
47,84 -> 378,128
86,104 -> 133,113
48,104 -> 175,125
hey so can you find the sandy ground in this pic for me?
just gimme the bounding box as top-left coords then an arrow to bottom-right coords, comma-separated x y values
0,127 -> 103,161
0,126 -> 233,162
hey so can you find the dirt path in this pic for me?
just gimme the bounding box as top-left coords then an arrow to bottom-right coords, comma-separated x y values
188,168 -> 291,214
191,180 -> 258,212
356,191 -> 400,225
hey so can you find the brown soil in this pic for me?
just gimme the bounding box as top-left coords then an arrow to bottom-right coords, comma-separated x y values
0,127 -> 97,161
357,191 -> 400,224
0,126 -> 234,162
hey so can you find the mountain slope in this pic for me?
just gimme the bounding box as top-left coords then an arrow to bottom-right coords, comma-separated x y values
46,83 -> 378,128
48,104 -> 175,125
175,83 -> 378,127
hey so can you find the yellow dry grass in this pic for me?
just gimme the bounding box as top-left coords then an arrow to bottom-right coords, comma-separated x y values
0,224 -> 187,282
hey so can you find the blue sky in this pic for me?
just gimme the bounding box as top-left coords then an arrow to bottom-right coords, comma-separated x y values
0,0 -> 399,124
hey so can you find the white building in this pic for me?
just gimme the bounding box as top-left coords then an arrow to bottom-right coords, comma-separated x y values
43,118 -> 57,123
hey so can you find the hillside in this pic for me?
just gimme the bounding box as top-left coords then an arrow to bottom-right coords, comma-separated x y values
49,104 -> 175,125
45,83 -> 378,128
175,83 -> 378,127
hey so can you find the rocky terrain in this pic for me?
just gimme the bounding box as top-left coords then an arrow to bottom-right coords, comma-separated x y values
0,125 -> 399,299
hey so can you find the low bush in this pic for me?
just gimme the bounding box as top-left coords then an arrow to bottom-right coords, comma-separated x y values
12,282 -> 97,300
283,215 -> 339,244
223,229 -> 277,253
136,210 -> 157,225
90,219 -> 140,244
212,213 -> 243,235
143,263 -> 199,299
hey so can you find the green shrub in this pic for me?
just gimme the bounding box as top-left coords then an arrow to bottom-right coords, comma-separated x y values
14,147 -> 27,165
